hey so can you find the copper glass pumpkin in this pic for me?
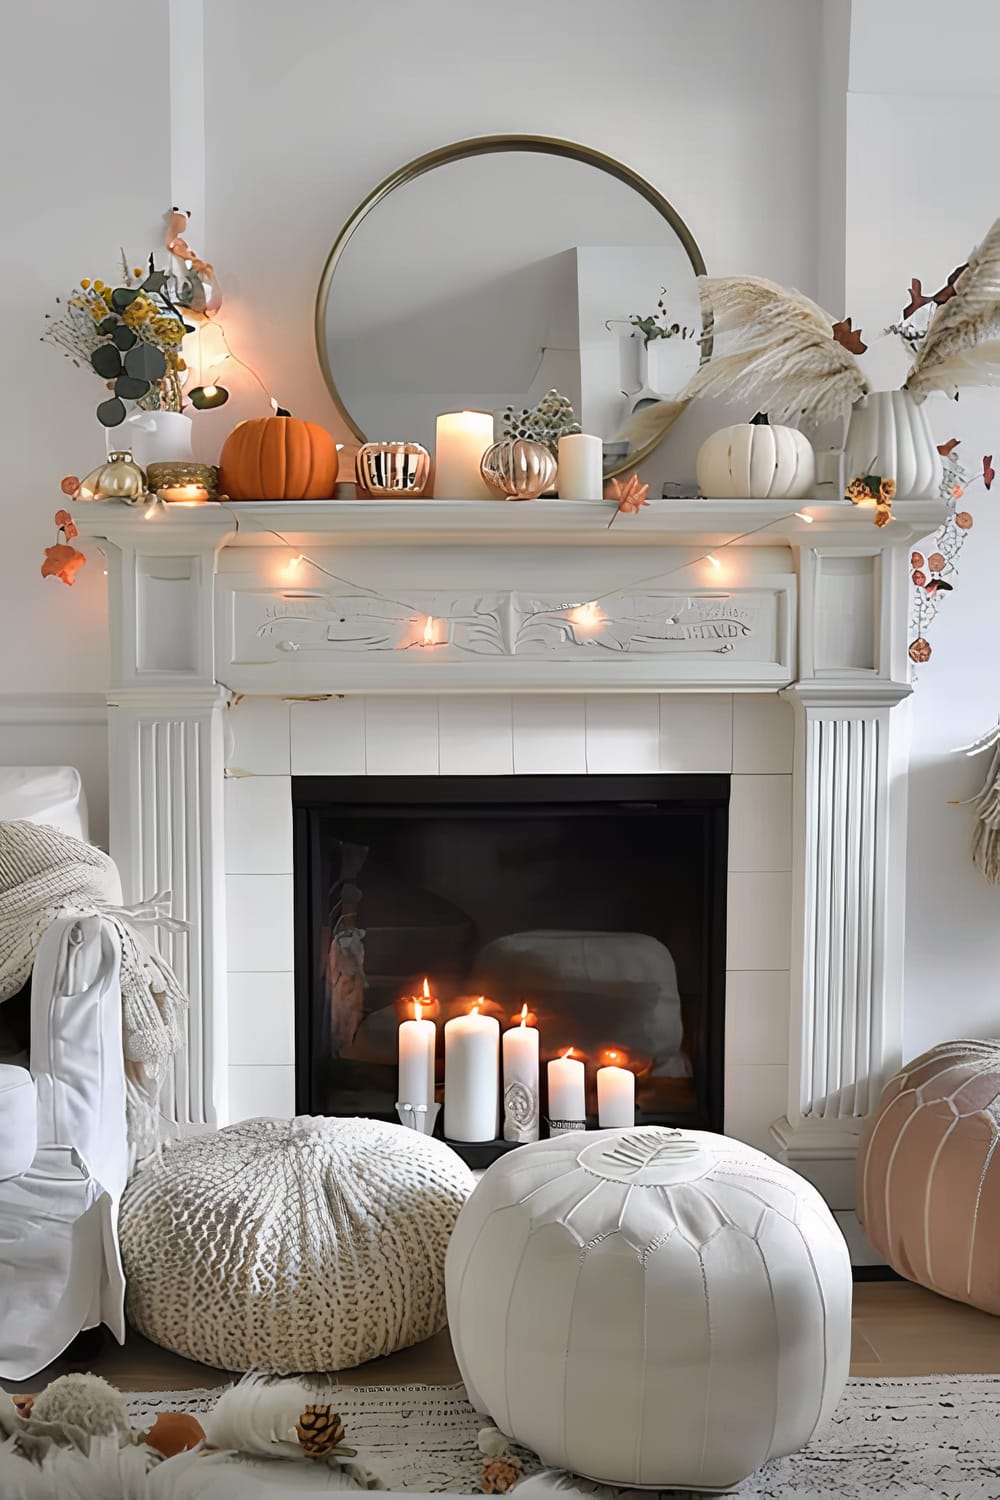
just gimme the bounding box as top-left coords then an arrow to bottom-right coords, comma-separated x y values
480,438 -> 558,501
356,441 -> 431,497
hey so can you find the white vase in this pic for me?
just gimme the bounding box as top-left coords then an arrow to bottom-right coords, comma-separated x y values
843,390 -> 942,501
121,410 -> 194,469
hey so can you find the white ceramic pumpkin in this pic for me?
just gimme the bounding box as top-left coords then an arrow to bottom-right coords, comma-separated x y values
697,422 -> 816,499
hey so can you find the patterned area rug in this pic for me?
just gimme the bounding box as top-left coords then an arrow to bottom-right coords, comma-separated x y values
124,1377 -> 1000,1497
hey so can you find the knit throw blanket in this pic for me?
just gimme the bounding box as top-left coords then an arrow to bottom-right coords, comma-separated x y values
0,821 -> 187,1163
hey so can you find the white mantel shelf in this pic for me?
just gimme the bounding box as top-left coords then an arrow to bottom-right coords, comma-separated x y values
74,496 -> 948,550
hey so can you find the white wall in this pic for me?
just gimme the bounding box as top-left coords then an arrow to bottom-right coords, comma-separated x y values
0,2 -> 171,833
5,0 -> 999,1067
842,9 -> 1000,1055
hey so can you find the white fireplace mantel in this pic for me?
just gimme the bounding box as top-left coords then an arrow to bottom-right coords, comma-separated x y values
75,494 -> 948,1202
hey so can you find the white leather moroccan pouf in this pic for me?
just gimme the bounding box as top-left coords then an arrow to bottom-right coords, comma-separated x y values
121,1115 -> 474,1374
446,1127 -> 851,1491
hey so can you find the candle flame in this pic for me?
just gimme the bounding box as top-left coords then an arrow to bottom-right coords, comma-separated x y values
414,1000 -> 423,1023
608,1050 -> 619,1062
562,1046 -> 574,1060
422,615 -> 435,645
422,977 -> 431,999
471,996 -> 484,1015
706,553 -> 722,571
519,1003 -> 528,1028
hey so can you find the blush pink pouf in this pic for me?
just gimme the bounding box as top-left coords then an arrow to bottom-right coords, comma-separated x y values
858,1040 -> 1000,1313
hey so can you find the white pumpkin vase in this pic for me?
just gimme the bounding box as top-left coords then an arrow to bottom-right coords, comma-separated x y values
697,421 -> 815,500
122,410 -> 194,469
843,390 -> 943,501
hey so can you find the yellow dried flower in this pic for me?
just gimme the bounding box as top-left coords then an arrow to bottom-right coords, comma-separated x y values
122,295 -> 155,328
93,280 -> 105,292
133,267 -> 143,277
80,278 -> 92,290
878,477 -> 896,503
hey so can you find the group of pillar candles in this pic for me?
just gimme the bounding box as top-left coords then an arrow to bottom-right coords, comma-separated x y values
397,981 -> 636,1144
435,410 -> 604,501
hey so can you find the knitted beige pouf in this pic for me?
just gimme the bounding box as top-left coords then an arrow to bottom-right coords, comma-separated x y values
120,1115 -> 475,1373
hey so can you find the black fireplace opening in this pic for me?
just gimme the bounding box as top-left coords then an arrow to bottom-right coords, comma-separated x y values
293,774 -> 728,1162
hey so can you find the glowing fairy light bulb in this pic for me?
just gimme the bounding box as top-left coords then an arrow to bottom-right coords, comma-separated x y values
568,601 -> 605,631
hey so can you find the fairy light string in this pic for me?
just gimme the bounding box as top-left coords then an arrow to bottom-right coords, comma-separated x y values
174,500 -> 830,624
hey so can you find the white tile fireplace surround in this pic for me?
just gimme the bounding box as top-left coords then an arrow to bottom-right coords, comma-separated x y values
74,495 -> 948,1214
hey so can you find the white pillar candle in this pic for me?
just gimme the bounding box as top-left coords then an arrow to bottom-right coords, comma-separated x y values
434,411 -> 495,500
596,1055 -> 636,1128
397,983 -> 437,1109
444,999 -> 500,1142
502,1004 -> 540,1143
546,1048 -> 586,1134
557,433 -> 604,500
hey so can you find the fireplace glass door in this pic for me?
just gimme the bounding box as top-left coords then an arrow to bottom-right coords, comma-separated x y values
293,775 -> 727,1154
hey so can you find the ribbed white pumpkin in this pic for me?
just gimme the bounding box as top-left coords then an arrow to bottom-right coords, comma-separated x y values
843,390 -> 943,500
697,422 -> 816,499
446,1126 -> 851,1492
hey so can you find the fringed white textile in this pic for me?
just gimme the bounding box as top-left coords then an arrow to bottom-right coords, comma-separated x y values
955,723 -> 1000,883
0,821 -> 188,1163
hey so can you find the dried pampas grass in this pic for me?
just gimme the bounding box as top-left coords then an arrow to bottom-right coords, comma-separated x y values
683,275 -> 870,425
610,396 -> 689,455
905,219 -> 1000,398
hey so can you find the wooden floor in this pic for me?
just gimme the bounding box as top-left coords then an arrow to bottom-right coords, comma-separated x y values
6,1280 -> 1000,1395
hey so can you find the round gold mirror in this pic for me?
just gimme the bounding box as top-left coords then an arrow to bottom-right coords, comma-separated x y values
315,135 -> 706,478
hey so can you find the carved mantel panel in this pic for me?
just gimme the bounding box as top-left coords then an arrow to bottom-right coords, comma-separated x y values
220,582 -> 792,691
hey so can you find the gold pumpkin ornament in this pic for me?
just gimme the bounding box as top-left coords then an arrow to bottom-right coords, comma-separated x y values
480,438 -> 558,501
89,451 -> 148,504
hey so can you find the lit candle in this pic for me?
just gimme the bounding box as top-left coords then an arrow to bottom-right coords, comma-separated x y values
596,1051 -> 636,1128
546,1047 -> 586,1135
434,411 -> 495,500
398,979 -> 437,1110
502,1004 -> 540,1143
557,433 -> 604,500
444,998 -> 500,1142
159,483 -> 210,504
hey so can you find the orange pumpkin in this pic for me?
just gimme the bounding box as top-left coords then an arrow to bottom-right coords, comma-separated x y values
145,1410 -> 206,1457
219,416 -> 339,500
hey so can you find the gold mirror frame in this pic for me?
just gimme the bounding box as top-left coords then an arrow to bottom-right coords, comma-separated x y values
315,134 -> 708,479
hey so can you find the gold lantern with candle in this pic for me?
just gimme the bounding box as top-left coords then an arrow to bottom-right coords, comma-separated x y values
147,461 -> 219,503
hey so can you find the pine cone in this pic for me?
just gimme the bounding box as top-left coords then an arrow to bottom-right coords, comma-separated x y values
296,1404 -> 346,1459
482,1455 -> 523,1493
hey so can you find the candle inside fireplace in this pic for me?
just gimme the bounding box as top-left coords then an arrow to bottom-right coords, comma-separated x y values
444,999 -> 500,1142
596,1053 -> 636,1127
547,1047 -> 586,1132
398,980 -> 436,1109
502,1004 -> 540,1142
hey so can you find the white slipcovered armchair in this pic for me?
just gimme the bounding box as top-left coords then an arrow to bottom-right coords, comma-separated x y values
0,769 -> 130,1380
0,914 -> 128,1380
